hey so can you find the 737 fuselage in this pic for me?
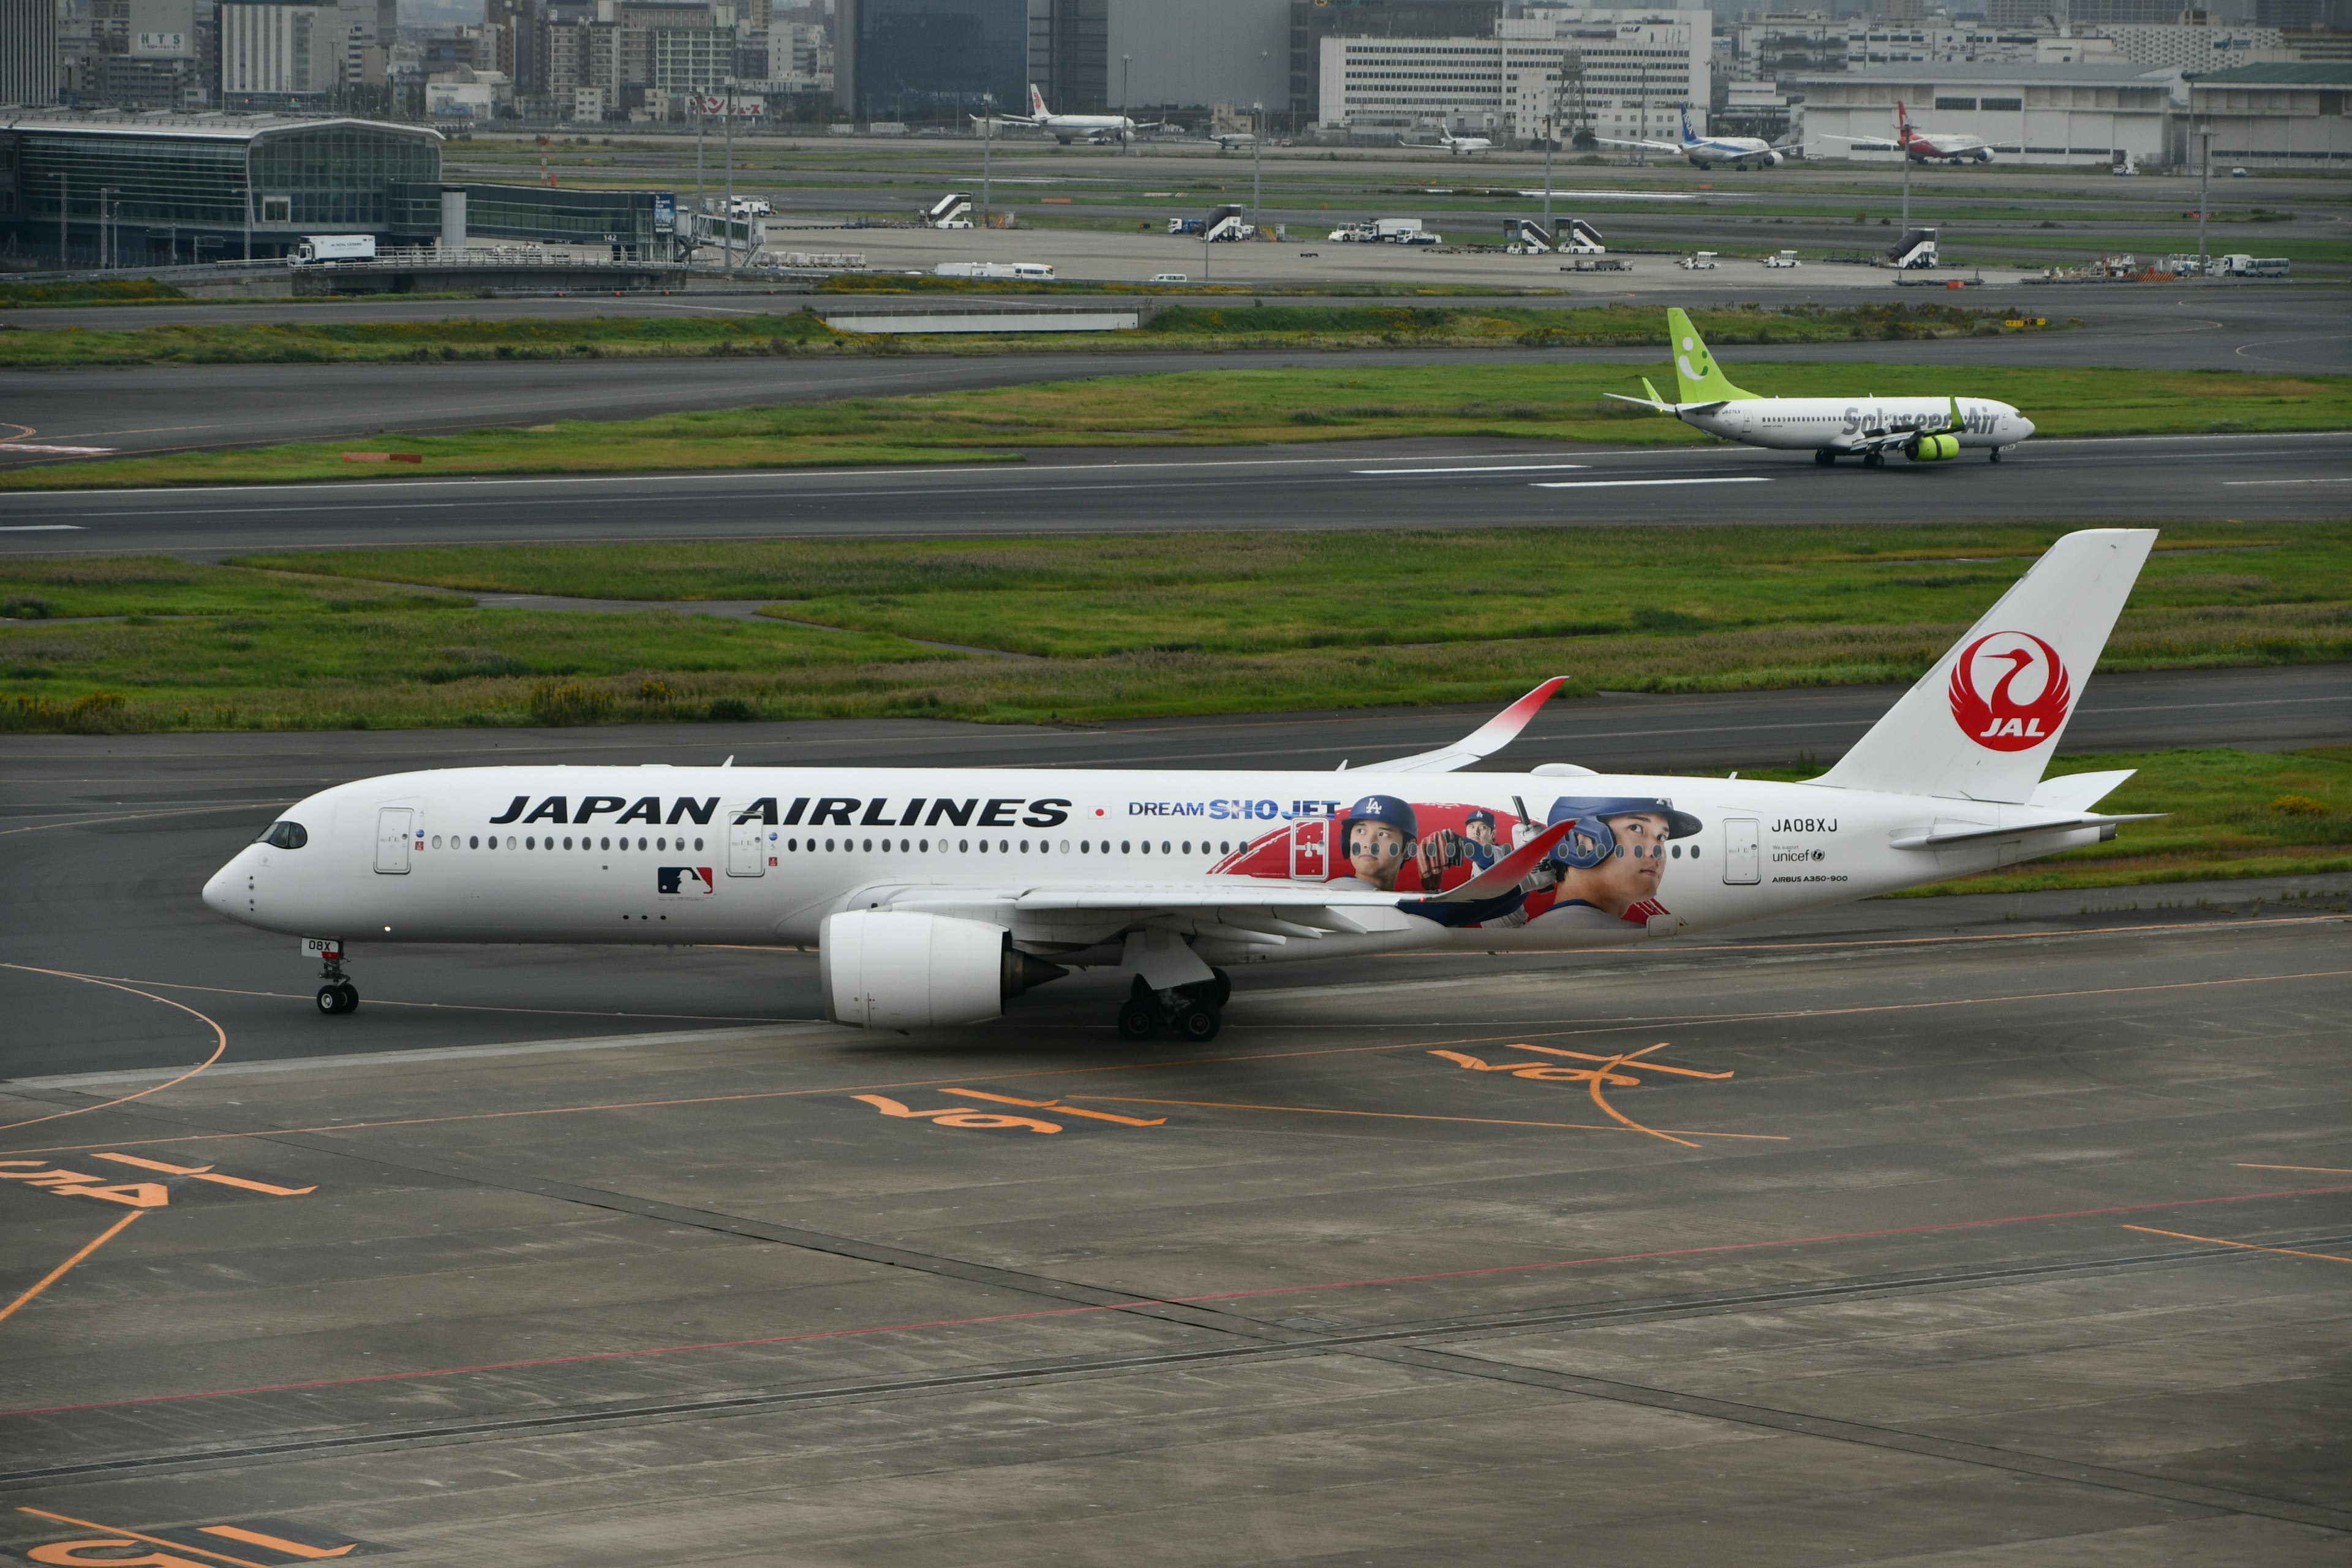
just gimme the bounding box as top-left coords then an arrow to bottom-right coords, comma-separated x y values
1611,308 -> 2034,466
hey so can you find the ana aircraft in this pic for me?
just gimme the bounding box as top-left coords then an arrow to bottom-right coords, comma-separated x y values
206,531 -> 2151,1042
988,83 -> 1135,145
1599,104 -> 1789,170
1610,308 -> 2034,466
1820,101 -> 1995,164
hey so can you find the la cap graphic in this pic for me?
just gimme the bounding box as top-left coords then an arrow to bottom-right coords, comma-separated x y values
1948,631 -> 2072,752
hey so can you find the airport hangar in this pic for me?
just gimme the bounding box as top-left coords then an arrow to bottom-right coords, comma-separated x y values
0,111 -> 682,269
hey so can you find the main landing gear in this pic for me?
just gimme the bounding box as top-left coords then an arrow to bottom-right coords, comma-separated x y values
314,946 -> 359,1016
1989,446 -> 2006,462
1814,448 -> 1837,466
1117,970 -> 1231,1043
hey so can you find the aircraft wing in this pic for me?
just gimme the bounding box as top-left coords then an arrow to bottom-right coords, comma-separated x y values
1594,135 -> 1684,153
1604,380 -> 1726,418
1352,677 -> 1571,773
1815,134 -> 1901,149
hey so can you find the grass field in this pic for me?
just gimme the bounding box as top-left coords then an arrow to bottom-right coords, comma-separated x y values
0,300 -> 2014,371
9,358 -> 2348,491
5,523 -> 2345,737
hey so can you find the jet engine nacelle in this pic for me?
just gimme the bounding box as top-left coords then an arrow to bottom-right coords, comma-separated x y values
1909,432 -> 1961,462
1763,149 -> 1784,167
819,910 -> 1065,1029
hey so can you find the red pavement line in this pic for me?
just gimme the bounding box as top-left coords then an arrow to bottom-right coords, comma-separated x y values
8,1180 -> 2349,1423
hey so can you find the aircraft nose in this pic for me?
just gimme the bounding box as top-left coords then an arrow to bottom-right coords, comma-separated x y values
202,852 -> 244,918
2013,412 -> 2036,440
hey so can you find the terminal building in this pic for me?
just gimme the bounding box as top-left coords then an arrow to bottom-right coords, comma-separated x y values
2188,61 -> 2352,168
0,112 -> 679,268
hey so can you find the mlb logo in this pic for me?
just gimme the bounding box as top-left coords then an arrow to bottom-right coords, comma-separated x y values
658,866 -> 715,896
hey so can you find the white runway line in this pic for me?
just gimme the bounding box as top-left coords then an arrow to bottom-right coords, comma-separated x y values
1352,464 -> 1589,475
2223,478 -> 2352,486
0,524 -> 85,531
1534,477 -> 1772,490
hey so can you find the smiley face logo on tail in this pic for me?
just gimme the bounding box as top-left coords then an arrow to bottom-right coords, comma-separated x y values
1948,631 -> 2071,751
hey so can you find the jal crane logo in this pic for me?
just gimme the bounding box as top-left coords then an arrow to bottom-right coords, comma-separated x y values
1948,631 -> 2072,752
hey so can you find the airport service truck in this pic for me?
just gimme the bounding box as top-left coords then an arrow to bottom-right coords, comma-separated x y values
2218,254 -> 2290,277
1330,218 -> 1439,245
291,235 -> 376,264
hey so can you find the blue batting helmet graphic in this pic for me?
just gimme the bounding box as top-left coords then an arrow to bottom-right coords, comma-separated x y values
1339,794 -> 1419,855
1544,796 -> 1703,870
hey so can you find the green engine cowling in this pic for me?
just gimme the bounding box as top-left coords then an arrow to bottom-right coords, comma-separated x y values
1909,432 -> 1961,462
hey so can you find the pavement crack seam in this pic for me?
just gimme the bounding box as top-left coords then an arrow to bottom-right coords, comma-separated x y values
1354,1343 -> 2352,1536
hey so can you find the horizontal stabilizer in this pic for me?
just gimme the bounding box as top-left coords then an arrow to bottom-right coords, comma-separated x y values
2027,770 -> 2136,813
1889,812 -> 2161,851
1362,677 -> 1570,774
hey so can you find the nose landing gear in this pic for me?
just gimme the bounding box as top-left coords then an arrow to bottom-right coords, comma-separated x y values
1116,970 -> 1231,1042
313,944 -> 359,1015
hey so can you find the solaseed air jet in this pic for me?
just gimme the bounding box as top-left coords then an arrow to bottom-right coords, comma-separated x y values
208,530 -> 2154,1041
1609,308 -> 2035,466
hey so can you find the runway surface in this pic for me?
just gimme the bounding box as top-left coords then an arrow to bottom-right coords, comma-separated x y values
2,288 -> 2342,470
2,429 -> 2345,556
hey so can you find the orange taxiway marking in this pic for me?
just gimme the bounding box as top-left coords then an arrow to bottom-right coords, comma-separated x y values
7,967 -> 2340,1159
0,965 -> 228,1134
13,1509 -> 282,1568
0,1210 -> 145,1329
1067,1094 -> 1784,1140
2125,1224 -> 2352,1265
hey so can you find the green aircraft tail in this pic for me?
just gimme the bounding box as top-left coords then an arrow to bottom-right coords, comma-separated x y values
1667,308 -> 1755,405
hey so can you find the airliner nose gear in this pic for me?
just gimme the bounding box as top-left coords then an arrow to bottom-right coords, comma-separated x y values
310,941 -> 358,1016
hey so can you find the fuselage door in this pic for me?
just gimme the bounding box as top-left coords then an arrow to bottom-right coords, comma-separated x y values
375,807 -> 413,874
1722,818 -> 1760,885
728,816 -> 766,877
1289,817 -> 1329,881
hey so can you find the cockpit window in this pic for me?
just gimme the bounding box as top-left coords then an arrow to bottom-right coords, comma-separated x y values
258,821 -> 308,850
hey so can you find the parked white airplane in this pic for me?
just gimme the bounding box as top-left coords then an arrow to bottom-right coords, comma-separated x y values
989,83 -> 1134,145
1598,104 -> 1791,170
208,531 -> 2154,1041
1438,131 -> 1493,156
1610,309 -> 2035,465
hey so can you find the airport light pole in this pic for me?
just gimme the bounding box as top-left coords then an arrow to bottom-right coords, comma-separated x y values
1901,137 -> 1910,235
723,77 -> 736,270
2198,121 -> 2211,277
99,186 -> 116,270
695,97 -> 705,233
1251,100 -> 1262,229
981,92 -> 993,228
1542,72 -> 1560,230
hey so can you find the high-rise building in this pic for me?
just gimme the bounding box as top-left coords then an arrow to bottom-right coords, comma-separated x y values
1290,0 -> 1500,118
1,0 -> 62,104
219,1 -> 341,107
839,0 -> 1024,123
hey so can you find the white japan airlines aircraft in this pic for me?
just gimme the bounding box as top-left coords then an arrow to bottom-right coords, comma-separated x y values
1611,309 -> 2034,466
1820,101 -> 1994,165
988,83 -> 1135,145
208,530 -> 2155,1042
1599,104 -> 1789,170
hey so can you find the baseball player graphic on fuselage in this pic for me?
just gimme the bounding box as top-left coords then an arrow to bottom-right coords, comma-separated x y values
1336,794 -> 1418,892
1537,796 -> 1703,931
